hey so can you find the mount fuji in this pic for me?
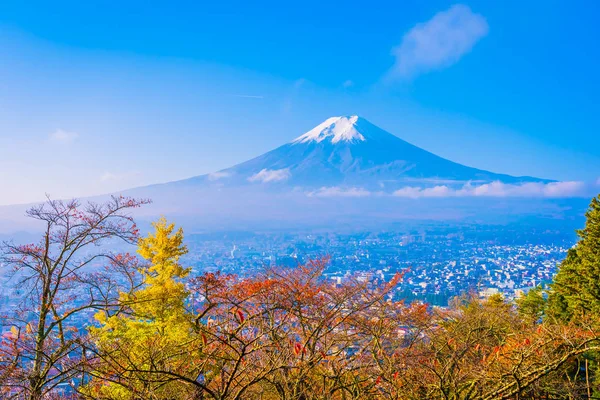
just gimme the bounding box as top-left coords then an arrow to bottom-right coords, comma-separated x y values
159,115 -> 547,192
95,115 -> 582,230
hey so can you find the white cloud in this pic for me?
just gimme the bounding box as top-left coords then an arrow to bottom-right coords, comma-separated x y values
532,181 -> 585,197
393,181 -> 587,198
392,186 -> 428,199
462,181 -> 585,198
248,168 -> 291,183
387,4 -> 488,80
342,80 -> 354,88
208,171 -> 232,181
422,185 -> 454,197
49,129 -> 79,143
308,187 -> 371,198
393,185 -> 454,199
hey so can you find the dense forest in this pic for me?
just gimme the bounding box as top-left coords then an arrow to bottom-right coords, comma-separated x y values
1,195 -> 600,400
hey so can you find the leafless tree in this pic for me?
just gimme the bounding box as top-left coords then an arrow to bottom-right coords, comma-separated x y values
0,196 -> 148,400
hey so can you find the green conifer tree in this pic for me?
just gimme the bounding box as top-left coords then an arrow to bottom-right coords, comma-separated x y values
549,195 -> 600,319
516,285 -> 546,322
546,194 -> 600,396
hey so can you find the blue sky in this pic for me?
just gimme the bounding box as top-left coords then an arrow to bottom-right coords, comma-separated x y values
0,0 -> 599,204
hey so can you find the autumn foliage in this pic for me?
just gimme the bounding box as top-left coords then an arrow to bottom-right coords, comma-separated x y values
2,196 -> 600,399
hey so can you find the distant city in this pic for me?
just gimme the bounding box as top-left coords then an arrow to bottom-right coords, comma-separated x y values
0,224 -> 575,350
181,224 -> 574,306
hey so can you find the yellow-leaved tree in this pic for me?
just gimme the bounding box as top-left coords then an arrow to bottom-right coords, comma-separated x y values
83,218 -> 200,400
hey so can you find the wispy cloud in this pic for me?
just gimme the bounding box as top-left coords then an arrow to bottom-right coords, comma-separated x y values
308,186 -> 371,198
342,80 -> 354,88
208,171 -> 232,181
393,181 -> 587,199
386,4 -> 488,81
248,168 -> 291,183
49,129 -> 79,143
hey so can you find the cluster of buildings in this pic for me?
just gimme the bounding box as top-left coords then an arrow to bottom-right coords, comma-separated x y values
180,228 -> 572,306
0,227 -> 574,321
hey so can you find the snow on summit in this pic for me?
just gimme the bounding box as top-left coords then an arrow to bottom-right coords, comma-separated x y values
292,115 -> 366,144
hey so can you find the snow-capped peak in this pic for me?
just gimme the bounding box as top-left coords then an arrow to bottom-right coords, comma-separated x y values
292,115 -> 366,144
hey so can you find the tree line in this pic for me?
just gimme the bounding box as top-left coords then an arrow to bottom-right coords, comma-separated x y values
1,194 -> 600,399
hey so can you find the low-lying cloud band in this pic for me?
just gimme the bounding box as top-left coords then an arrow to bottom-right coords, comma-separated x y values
306,181 -> 595,199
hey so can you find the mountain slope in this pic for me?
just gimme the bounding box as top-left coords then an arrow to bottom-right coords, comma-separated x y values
178,115 -> 547,191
